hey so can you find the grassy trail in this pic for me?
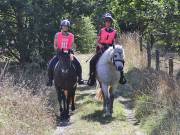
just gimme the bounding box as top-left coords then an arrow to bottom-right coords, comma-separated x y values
53,54 -> 146,135
53,85 -> 145,135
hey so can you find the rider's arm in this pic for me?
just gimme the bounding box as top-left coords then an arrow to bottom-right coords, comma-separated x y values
96,30 -> 103,48
114,32 -> 119,44
54,33 -> 58,51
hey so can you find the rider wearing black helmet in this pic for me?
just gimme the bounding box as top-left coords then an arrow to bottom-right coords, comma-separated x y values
46,19 -> 84,86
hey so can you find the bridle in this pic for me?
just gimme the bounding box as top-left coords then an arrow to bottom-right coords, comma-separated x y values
57,49 -> 72,70
112,48 -> 124,65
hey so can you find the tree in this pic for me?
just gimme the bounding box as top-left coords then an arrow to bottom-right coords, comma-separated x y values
109,0 -> 179,52
74,16 -> 97,53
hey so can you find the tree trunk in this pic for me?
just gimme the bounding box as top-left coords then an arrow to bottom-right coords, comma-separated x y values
16,8 -> 30,63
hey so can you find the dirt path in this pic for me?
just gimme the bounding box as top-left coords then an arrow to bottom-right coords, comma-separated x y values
53,84 -> 146,135
117,96 -> 145,135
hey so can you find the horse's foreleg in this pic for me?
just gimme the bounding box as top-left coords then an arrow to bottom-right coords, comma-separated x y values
110,92 -> 114,114
110,84 -> 117,114
101,83 -> 111,116
64,90 -> 70,119
71,89 -> 76,111
55,87 -> 63,114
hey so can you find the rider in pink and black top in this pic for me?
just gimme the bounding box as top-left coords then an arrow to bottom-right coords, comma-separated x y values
46,20 -> 84,86
87,13 -> 126,86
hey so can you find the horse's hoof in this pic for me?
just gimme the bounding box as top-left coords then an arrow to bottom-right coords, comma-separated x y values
78,79 -> 84,85
60,115 -> 64,121
64,114 -> 70,120
103,112 -> 112,117
71,106 -> 75,111
60,108 -> 63,112
60,115 -> 69,121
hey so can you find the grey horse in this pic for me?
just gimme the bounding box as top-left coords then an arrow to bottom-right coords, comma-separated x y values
96,45 -> 125,117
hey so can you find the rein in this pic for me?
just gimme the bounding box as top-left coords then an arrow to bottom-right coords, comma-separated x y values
57,50 -> 72,70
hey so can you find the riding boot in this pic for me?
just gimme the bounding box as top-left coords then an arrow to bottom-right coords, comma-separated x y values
119,71 -> 127,84
46,56 -> 59,86
73,57 -> 84,85
87,55 -> 98,86
46,68 -> 53,86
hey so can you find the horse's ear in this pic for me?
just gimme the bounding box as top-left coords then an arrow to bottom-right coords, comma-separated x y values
68,49 -> 70,54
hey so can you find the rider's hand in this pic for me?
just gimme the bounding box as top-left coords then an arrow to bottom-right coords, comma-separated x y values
70,54 -> 74,61
54,46 -> 58,51
98,44 -> 103,48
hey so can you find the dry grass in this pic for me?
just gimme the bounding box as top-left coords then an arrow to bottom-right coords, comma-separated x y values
0,76 -> 55,135
0,33 -> 178,135
117,33 -> 180,135
132,70 -> 180,135
120,33 -> 147,71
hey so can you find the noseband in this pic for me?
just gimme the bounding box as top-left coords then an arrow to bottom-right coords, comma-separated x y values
112,51 -> 124,65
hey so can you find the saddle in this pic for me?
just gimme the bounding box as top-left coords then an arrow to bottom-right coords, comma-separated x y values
96,44 -> 114,54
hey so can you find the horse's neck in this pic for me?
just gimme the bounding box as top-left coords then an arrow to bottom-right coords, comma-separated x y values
58,56 -> 71,68
98,49 -> 113,65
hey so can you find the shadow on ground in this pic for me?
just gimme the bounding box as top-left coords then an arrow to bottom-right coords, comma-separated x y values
81,110 -> 115,124
77,83 -> 96,91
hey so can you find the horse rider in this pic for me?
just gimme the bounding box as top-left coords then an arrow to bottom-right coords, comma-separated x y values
87,13 -> 126,86
46,19 -> 84,86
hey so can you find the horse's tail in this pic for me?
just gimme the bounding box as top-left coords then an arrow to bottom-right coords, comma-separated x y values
95,85 -> 113,102
95,88 -> 104,102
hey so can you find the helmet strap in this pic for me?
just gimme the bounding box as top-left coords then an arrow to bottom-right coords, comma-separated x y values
62,31 -> 69,36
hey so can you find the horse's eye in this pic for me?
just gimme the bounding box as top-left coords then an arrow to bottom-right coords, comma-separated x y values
114,55 -> 117,58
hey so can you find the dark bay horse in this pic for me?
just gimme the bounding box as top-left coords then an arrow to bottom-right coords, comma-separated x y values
54,50 -> 78,120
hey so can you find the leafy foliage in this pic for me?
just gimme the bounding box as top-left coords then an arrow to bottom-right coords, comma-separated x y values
0,0 -> 179,64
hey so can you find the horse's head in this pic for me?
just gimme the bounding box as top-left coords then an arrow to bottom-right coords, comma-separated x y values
112,45 -> 125,71
57,49 -> 72,72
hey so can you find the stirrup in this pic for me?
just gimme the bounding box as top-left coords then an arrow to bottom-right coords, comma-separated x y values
119,77 -> 127,84
78,79 -> 84,85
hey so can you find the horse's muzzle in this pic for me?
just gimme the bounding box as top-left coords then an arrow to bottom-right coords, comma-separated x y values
117,66 -> 123,71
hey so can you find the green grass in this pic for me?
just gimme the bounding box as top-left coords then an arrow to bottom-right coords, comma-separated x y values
56,53 -> 145,135
135,95 -> 155,121
140,109 -> 180,135
60,90 -> 138,135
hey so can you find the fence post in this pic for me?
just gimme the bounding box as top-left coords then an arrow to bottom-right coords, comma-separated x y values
147,42 -> 151,68
150,34 -> 154,48
156,50 -> 160,71
169,58 -> 173,77
140,35 -> 143,52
